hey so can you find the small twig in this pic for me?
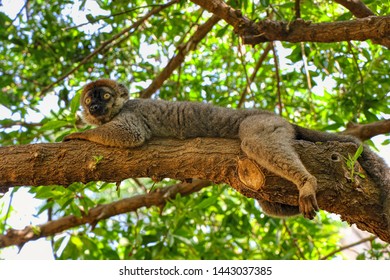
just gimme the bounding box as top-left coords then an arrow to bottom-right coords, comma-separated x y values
2,188 -> 16,235
140,14 -> 221,98
295,0 -> 301,19
300,43 -> 312,90
173,8 -> 205,48
64,4 -> 176,31
4,0 -> 28,31
0,121 -> 42,129
348,41 -> 365,97
237,40 -> 252,104
237,43 -> 272,108
320,235 -> 377,259
39,0 -> 180,96
0,179 -> 211,248
300,42 -> 315,116
271,42 -> 283,115
283,220 -> 306,259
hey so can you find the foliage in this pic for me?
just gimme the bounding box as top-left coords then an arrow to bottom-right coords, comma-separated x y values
53,183 -> 344,260
344,144 -> 366,182
0,0 -> 389,259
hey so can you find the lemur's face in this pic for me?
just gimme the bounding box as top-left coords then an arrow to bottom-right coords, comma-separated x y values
81,79 -> 129,126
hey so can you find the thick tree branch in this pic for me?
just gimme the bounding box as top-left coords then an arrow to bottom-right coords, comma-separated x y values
334,0 -> 390,48
334,0 -> 375,18
190,0 -> 390,47
342,119 -> 390,141
0,138 -> 388,243
140,14 -> 221,98
190,0 -> 261,44
0,179 -> 211,248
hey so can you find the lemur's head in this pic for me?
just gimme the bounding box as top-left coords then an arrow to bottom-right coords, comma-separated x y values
81,79 -> 129,126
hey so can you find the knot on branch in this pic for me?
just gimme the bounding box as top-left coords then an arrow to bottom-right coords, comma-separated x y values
237,157 -> 265,191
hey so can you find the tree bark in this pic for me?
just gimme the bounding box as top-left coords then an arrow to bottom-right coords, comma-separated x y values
190,0 -> 390,47
334,0 -> 375,18
342,119 -> 390,141
0,138 -> 388,243
334,0 -> 390,47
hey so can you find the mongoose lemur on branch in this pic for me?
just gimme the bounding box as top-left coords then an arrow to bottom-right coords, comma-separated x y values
64,79 -> 390,222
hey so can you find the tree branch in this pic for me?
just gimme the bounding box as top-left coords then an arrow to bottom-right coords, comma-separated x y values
295,0 -> 301,19
140,14 -> 221,98
255,17 -> 390,44
190,0 -> 390,47
39,0 -> 180,95
334,0 -> 390,49
0,138 -> 388,243
237,43 -> 272,108
0,179 -> 211,248
320,235 -> 377,260
271,42 -> 283,115
334,0 -> 375,18
342,119 -> 390,141
189,0 -> 262,44
0,120 -> 42,129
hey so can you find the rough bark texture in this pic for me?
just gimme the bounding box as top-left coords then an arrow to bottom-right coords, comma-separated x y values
334,0 -> 374,18
190,0 -> 390,47
342,119 -> 390,141
0,138 -> 388,243
254,17 -> 390,43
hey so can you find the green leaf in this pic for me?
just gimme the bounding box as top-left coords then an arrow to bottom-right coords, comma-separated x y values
193,196 -> 218,210
353,144 -> 364,161
86,14 -> 95,23
40,120 -> 69,131
70,91 -> 81,115
381,139 -> 390,146
260,0 -> 270,7
328,114 -> 345,126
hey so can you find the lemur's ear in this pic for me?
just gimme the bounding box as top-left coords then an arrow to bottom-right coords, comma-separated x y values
117,83 -> 129,98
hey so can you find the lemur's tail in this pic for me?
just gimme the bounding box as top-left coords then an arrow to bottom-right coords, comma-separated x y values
293,124 -> 358,144
292,124 -> 389,179
293,124 -> 390,222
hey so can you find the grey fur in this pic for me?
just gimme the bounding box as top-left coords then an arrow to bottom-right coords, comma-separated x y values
64,79 -> 390,224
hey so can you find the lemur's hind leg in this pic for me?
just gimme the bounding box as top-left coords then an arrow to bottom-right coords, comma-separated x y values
239,115 -> 319,219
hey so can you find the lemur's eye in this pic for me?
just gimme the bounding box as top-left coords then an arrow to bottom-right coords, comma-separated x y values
103,93 -> 111,100
85,97 -> 92,105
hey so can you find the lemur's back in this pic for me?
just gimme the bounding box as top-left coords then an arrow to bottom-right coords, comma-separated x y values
124,99 -> 273,139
